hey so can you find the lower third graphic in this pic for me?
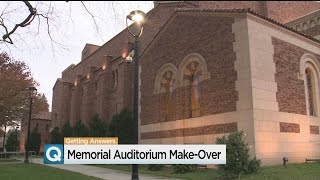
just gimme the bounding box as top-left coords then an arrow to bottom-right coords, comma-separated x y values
44,144 -> 63,164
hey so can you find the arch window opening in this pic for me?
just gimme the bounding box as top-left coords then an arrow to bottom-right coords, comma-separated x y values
112,70 -> 118,88
160,71 -> 174,121
305,68 -> 317,116
184,61 -> 201,118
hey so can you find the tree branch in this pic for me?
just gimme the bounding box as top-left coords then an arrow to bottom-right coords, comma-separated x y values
1,1 -> 37,44
80,1 -> 104,41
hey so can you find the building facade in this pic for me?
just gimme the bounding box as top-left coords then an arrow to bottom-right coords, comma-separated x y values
52,1 -> 320,165
20,112 -> 51,153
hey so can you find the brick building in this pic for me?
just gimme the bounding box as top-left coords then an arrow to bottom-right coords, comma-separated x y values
20,112 -> 51,153
52,1 -> 320,165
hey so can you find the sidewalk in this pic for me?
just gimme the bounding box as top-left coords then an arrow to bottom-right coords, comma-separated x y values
32,158 -> 183,180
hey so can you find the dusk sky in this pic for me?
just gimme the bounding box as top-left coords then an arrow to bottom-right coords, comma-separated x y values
0,1 -> 154,110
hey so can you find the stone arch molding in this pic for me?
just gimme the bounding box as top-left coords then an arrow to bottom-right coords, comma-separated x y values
154,53 -> 210,94
299,53 -> 320,116
177,53 -> 210,87
154,63 -> 177,94
299,53 -> 320,78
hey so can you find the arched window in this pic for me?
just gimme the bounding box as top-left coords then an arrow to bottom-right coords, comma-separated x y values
184,61 -> 201,118
300,53 -> 320,117
305,68 -> 317,116
112,70 -> 118,88
160,71 -> 174,121
178,53 -> 209,119
154,63 -> 177,122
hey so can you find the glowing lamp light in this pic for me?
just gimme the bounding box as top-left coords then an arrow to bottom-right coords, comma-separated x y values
102,64 -> 106,70
123,50 -> 134,63
74,81 -> 77,86
121,50 -> 128,59
126,10 -> 146,38
127,10 -> 146,25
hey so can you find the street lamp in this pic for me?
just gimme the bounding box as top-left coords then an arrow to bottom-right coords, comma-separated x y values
125,10 -> 146,180
24,86 -> 37,163
2,115 -> 9,151
15,126 -> 19,153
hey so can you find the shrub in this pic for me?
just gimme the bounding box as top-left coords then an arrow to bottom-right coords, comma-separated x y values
73,120 -> 89,137
148,164 -> 165,171
216,131 -> 261,179
50,127 -> 63,144
62,122 -> 73,138
5,130 -> 19,152
29,127 -> 41,155
173,164 -> 197,173
89,114 -> 108,137
108,109 -> 134,144
246,157 -> 261,174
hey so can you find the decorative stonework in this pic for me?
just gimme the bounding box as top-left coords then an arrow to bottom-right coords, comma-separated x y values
153,63 -> 178,94
310,125 -> 319,134
141,122 -> 237,139
176,53 -> 210,87
280,122 -> 300,133
273,37 -> 320,115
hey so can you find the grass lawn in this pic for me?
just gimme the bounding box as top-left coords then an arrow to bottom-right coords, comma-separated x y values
0,163 -> 99,180
94,162 -> 320,180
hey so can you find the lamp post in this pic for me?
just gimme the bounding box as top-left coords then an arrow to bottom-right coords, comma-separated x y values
125,10 -> 146,180
24,86 -> 37,163
15,126 -> 19,153
2,115 -> 8,152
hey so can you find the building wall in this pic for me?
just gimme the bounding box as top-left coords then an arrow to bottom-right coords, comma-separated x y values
301,25 -> 320,38
51,2 -> 196,129
51,80 -> 71,128
140,14 -> 238,125
140,11 -> 320,165
139,13 -> 257,158
273,37 -> 320,115
51,2 -> 320,165
246,13 -> 320,165
20,118 -> 51,153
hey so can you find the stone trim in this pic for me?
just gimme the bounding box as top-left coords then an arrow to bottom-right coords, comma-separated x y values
153,63 -> 177,94
176,53 -> 210,87
310,125 -> 319,134
279,122 -> 300,133
141,122 -> 237,139
153,53 -> 210,94
299,54 -> 320,116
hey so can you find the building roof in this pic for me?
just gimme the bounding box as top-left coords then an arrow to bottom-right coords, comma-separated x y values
286,9 -> 320,26
32,112 -> 51,120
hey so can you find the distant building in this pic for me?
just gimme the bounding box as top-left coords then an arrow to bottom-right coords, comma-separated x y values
20,112 -> 51,153
52,1 -> 320,165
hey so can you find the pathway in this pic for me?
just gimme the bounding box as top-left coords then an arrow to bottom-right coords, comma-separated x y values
31,158 -> 183,180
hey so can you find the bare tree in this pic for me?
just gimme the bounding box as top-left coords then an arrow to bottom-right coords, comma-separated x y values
0,1 -> 126,50
0,1 -> 53,44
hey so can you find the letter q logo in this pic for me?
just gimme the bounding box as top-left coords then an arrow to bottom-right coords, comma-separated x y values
44,144 -> 64,164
